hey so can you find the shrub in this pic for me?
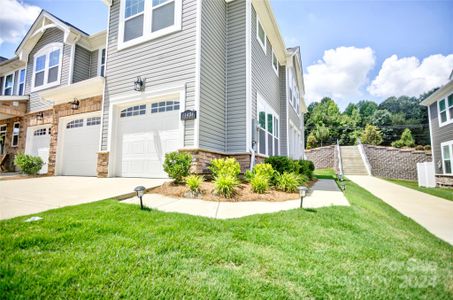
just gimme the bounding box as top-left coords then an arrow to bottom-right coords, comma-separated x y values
264,156 -> 296,175
391,140 -> 404,148
214,175 -> 239,198
415,145 -> 424,151
424,145 -> 431,151
253,163 -> 275,181
275,172 -> 300,193
361,124 -> 383,145
306,132 -> 317,149
250,175 -> 269,194
186,175 -> 203,193
296,160 -> 314,179
392,128 -> 415,148
14,153 -> 43,175
209,158 -> 241,178
163,151 -> 192,184
244,169 -> 254,182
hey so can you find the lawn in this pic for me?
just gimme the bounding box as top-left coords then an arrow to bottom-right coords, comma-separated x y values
386,178 -> 453,201
313,168 -> 337,180
1,181 -> 452,298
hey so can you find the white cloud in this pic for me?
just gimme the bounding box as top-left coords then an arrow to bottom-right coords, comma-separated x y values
368,54 -> 453,98
0,0 -> 41,45
304,46 -> 376,103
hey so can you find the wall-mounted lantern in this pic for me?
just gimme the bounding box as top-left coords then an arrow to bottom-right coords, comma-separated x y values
70,98 -> 80,110
36,112 -> 44,121
134,76 -> 145,92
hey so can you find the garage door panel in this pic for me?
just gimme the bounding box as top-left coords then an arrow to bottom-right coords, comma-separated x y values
27,127 -> 51,175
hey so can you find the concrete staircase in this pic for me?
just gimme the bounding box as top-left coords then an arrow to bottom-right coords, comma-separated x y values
340,146 -> 368,175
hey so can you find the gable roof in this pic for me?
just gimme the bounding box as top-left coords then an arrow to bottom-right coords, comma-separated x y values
15,10 -> 90,61
420,77 -> 453,106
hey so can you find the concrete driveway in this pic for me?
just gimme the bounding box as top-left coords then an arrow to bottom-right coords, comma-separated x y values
0,176 -> 168,220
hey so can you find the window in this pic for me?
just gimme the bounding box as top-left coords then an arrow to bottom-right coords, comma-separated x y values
0,125 -> 6,155
66,119 -> 83,129
87,117 -> 101,126
272,50 -> 278,75
33,128 -> 48,136
438,94 -> 453,126
17,69 -> 26,95
98,48 -> 106,77
257,94 -> 279,156
11,122 -> 20,147
151,100 -> 179,113
441,141 -> 453,175
120,104 -> 146,117
32,43 -> 63,91
3,73 -> 14,96
119,0 -> 182,49
288,68 -> 300,115
256,17 -> 266,53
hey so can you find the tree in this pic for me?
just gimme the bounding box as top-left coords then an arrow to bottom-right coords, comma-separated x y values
356,100 -> 378,126
306,132 -> 317,149
313,125 -> 330,147
361,125 -> 383,145
391,128 -> 415,148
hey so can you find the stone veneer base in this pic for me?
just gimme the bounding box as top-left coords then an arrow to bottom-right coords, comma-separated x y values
436,175 -> 453,188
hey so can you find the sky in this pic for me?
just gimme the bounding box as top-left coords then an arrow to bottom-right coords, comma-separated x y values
0,0 -> 452,110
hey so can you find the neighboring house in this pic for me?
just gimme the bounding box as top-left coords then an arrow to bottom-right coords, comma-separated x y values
420,71 -> 453,187
0,0 -> 306,178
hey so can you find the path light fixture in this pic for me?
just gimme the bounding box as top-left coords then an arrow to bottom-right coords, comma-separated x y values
298,186 -> 309,209
70,98 -> 80,110
36,112 -> 44,121
338,174 -> 346,191
134,76 -> 145,92
134,186 -> 146,210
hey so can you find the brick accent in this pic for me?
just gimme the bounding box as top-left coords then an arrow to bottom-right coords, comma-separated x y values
0,100 -> 27,117
0,117 -> 26,171
180,149 -> 265,174
435,175 -> 453,188
364,145 -> 432,181
96,151 -> 109,178
305,145 -> 335,169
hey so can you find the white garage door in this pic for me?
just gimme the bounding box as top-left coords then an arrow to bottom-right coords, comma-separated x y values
26,126 -> 51,174
116,101 -> 180,178
60,115 -> 101,176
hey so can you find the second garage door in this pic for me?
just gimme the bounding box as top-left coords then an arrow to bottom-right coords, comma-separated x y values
116,102 -> 180,178
60,115 -> 101,176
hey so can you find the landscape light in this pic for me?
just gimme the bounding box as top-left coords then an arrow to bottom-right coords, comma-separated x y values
134,186 -> 146,209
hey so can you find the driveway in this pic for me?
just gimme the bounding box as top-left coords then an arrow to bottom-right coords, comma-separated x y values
348,175 -> 453,245
0,176 -> 167,220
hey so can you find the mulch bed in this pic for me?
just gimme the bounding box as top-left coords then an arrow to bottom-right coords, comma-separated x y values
150,179 -> 317,202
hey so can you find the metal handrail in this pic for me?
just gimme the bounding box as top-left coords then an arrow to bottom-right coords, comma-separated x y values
336,140 -> 343,176
357,138 -> 372,175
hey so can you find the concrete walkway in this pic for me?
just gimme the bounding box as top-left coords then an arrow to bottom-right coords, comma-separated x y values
348,175 -> 453,245
0,176 -> 167,220
122,179 -> 349,219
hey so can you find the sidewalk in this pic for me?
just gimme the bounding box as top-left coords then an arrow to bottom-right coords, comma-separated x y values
348,175 -> 453,245
122,179 -> 349,219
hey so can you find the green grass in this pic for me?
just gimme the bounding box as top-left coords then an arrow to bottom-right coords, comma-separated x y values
1,181 -> 452,298
313,168 -> 337,180
386,178 -> 453,201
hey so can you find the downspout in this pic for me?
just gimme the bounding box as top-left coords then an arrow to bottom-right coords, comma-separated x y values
357,138 -> 372,176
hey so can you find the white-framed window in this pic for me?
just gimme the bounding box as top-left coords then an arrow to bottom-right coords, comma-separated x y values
87,117 -> 101,126
11,122 -> 20,147
118,0 -> 182,50
438,94 -> 453,127
98,48 -> 106,77
151,100 -> 180,113
17,68 -> 26,95
3,72 -> 14,96
256,17 -> 266,54
31,43 -> 63,91
441,140 -> 453,175
272,49 -> 279,76
66,119 -> 84,129
0,124 -> 6,155
257,93 -> 279,156
120,104 -> 146,117
288,68 -> 300,115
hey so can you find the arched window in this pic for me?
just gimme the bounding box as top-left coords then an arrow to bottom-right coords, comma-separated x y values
120,104 -> 146,118
32,43 -> 63,91
66,119 -> 83,129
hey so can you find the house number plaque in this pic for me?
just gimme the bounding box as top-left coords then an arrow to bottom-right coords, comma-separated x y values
180,110 -> 197,121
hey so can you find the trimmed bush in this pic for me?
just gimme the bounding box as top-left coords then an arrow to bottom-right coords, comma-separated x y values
209,158 -> 241,178
14,153 -> 43,175
253,163 -> 275,181
296,160 -> 314,179
250,175 -> 269,194
244,169 -> 254,182
275,172 -> 300,193
214,175 -> 239,198
264,156 -> 296,175
163,151 -> 192,184
186,175 -> 203,193
415,145 -> 424,151
424,145 -> 431,151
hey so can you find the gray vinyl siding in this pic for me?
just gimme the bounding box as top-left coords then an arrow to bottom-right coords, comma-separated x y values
429,101 -> 453,174
279,65 -> 287,155
251,6 -> 280,119
199,0 -> 226,152
25,27 -> 72,112
90,49 -> 99,78
72,45 -> 91,83
226,0 -> 247,153
101,0 -> 197,150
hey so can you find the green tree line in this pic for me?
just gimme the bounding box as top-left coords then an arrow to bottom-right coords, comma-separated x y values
304,88 -> 438,149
